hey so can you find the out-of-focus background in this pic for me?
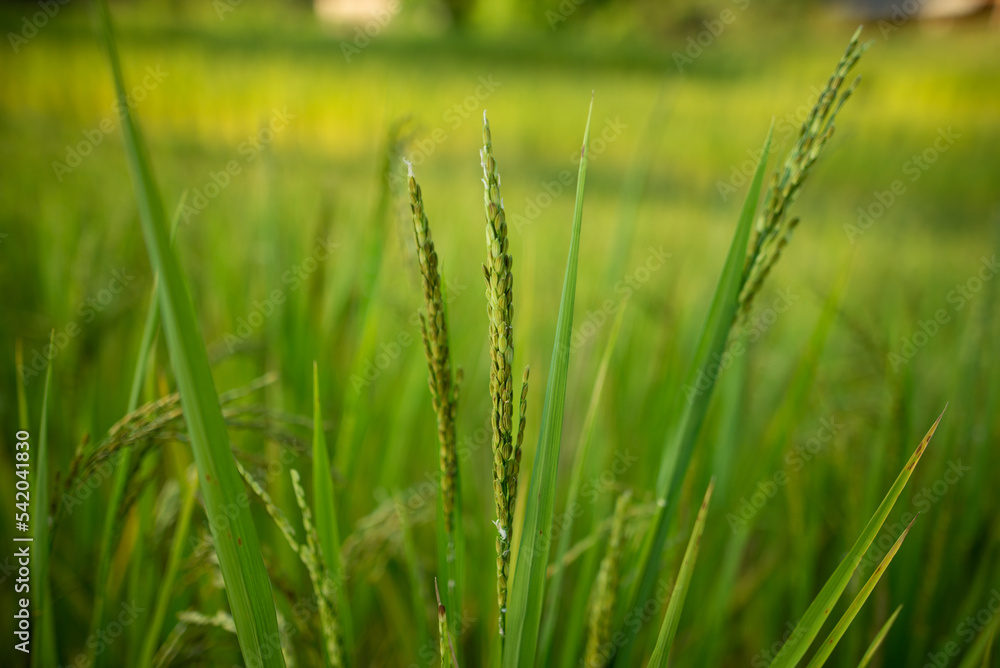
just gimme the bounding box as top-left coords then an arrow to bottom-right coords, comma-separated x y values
1,0 -> 999,666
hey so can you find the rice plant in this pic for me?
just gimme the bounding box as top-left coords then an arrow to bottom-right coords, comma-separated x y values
12,8 -> 998,668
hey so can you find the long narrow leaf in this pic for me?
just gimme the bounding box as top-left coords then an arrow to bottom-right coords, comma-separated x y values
806,517 -> 916,668
618,126 -> 772,664
540,304 -> 628,664
31,330 -> 55,668
648,479 -> 715,667
503,96 -> 594,668
94,3 -> 284,665
856,606 -> 902,668
770,410 -> 945,668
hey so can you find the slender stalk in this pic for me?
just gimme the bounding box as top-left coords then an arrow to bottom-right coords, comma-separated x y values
31,330 -> 56,668
312,362 -> 353,660
137,468 -> 199,668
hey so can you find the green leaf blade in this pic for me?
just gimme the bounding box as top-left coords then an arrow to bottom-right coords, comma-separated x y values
95,3 -> 284,665
770,409 -> 945,668
31,330 -> 56,668
648,479 -> 715,667
503,96 -> 594,668
806,517 -> 916,668
540,304 -> 628,665
618,126 -> 773,665
856,605 -> 902,668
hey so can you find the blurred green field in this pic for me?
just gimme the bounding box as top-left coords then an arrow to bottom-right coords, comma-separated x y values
1,2 -> 999,666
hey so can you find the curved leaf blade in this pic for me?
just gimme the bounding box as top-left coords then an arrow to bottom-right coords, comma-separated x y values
94,3 -> 284,665
856,605 -> 902,668
618,126 -> 772,665
806,518 -> 916,668
770,409 -> 945,668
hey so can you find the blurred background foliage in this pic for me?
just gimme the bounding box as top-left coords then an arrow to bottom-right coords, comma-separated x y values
1,0 -> 999,665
